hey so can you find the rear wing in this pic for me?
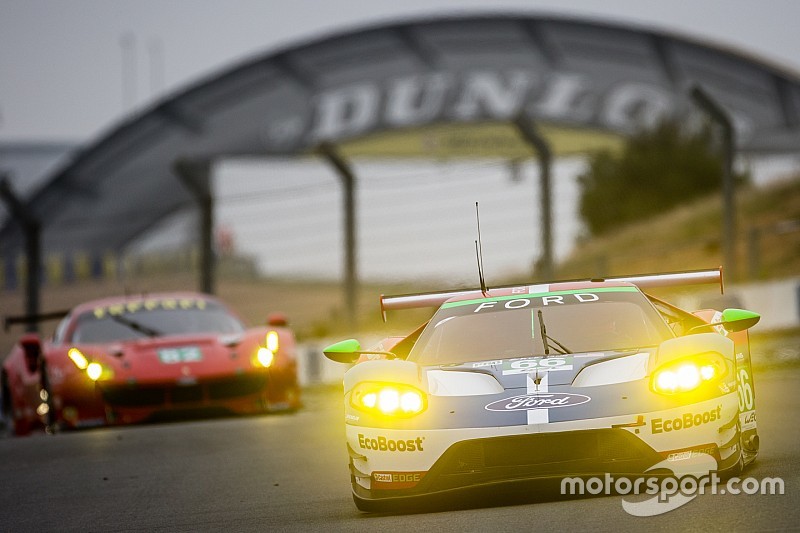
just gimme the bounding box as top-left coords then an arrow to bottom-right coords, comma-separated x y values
380,267 -> 723,321
3,310 -> 69,332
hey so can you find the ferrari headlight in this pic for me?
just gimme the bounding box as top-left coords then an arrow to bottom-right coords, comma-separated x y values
86,362 -> 103,381
651,354 -> 726,395
68,348 -> 89,370
266,331 -> 280,352
85,362 -> 114,381
70,348 -> 113,381
252,333 -> 279,368
350,382 -> 427,417
256,347 -> 274,368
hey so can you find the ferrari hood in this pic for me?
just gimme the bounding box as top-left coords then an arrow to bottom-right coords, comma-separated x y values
83,333 -> 258,383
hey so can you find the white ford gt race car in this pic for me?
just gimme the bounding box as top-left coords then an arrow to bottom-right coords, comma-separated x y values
323,269 -> 761,512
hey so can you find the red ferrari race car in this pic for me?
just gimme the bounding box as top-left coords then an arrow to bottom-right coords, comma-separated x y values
1,292 -> 300,435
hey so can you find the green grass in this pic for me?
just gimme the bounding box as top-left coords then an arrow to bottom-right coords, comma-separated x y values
554,176 -> 800,283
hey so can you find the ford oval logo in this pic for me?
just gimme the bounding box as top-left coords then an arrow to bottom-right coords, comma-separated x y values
485,393 -> 591,412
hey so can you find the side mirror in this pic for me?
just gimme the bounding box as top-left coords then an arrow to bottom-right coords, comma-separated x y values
687,308 -> 761,334
19,333 -> 42,374
720,308 -> 760,332
322,339 -> 397,364
323,339 -> 362,364
267,313 -> 288,327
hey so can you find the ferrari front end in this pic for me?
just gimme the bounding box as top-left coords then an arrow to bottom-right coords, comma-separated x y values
63,329 -> 296,426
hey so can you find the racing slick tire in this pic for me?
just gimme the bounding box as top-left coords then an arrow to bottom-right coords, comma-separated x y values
0,371 -> 20,437
0,373 -> 9,437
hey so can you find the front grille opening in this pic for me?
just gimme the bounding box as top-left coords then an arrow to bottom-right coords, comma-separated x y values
101,387 -> 165,407
172,385 -> 203,403
415,429 -> 662,494
99,375 -> 268,408
450,430 -> 643,472
209,375 -> 266,399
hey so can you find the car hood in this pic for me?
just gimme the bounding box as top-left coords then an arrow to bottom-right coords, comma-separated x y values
424,348 -> 655,391
343,348 -> 664,430
80,333 -> 261,383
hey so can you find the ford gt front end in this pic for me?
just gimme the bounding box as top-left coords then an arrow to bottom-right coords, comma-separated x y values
323,269 -> 761,511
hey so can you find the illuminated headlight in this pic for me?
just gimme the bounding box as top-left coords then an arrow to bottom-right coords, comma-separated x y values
256,347 -> 274,368
266,331 -> 280,352
86,362 -> 113,381
68,348 -> 89,370
651,354 -> 726,395
350,382 -> 427,417
70,348 -> 113,381
86,362 -> 103,381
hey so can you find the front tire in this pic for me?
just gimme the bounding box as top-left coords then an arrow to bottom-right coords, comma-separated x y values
0,371 -> 27,437
0,372 -> 12,437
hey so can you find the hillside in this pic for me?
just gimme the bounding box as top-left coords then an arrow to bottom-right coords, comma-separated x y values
553,176 -> 800,283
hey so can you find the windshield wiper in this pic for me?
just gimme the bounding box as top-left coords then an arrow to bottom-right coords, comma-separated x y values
110,314 -> 162,338
536,310 -> 571,356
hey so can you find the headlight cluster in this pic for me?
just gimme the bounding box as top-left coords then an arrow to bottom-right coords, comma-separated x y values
253,331 -> 280,368
651,354 -> 726,395
350,382 -> 427,417
68,348 -> 114,381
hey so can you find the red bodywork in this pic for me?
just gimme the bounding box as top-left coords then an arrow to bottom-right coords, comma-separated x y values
1,292 -> 300,436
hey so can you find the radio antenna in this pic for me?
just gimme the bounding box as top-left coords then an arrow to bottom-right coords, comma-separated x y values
475,202 -> 488,296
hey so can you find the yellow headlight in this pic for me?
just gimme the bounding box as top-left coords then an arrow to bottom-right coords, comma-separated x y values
84,362 -> 114,382
68,348 -> 89,370
700,364 -> 716,380
266,331 -> 279,352
400,391 -> 424,413
70,350 -> 113,381
350,382 -> 426,417
256,347 -> 274,368
651,355 -> 725,395
86,362 -> 103,381
377,388 -> 400,414
362,392 -> 377,408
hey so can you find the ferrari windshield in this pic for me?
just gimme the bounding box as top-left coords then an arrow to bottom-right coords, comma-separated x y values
68,299 -> 244,343
408,287 -> 672,365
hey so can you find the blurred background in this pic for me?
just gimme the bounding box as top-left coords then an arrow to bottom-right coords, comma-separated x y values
1,1 -> 799,377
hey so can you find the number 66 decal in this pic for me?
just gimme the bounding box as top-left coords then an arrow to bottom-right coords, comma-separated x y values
737,368 -> 754,412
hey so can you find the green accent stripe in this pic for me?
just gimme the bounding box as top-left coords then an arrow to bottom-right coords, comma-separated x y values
441,286 -> 639,309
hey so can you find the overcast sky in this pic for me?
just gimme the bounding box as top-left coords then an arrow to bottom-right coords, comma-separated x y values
2,1 -> 799,283
2,0 -> 800,142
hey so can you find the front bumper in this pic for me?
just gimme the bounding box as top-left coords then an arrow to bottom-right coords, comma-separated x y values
56,372 -> 275,428
347,393 -> 739,501
355,428 -> 663,500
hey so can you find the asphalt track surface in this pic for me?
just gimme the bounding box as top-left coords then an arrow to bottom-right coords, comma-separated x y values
1,365 -> 798,532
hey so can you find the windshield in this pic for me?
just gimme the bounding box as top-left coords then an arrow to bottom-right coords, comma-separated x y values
68,299 -> 244,343
408,287 -> 672,365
